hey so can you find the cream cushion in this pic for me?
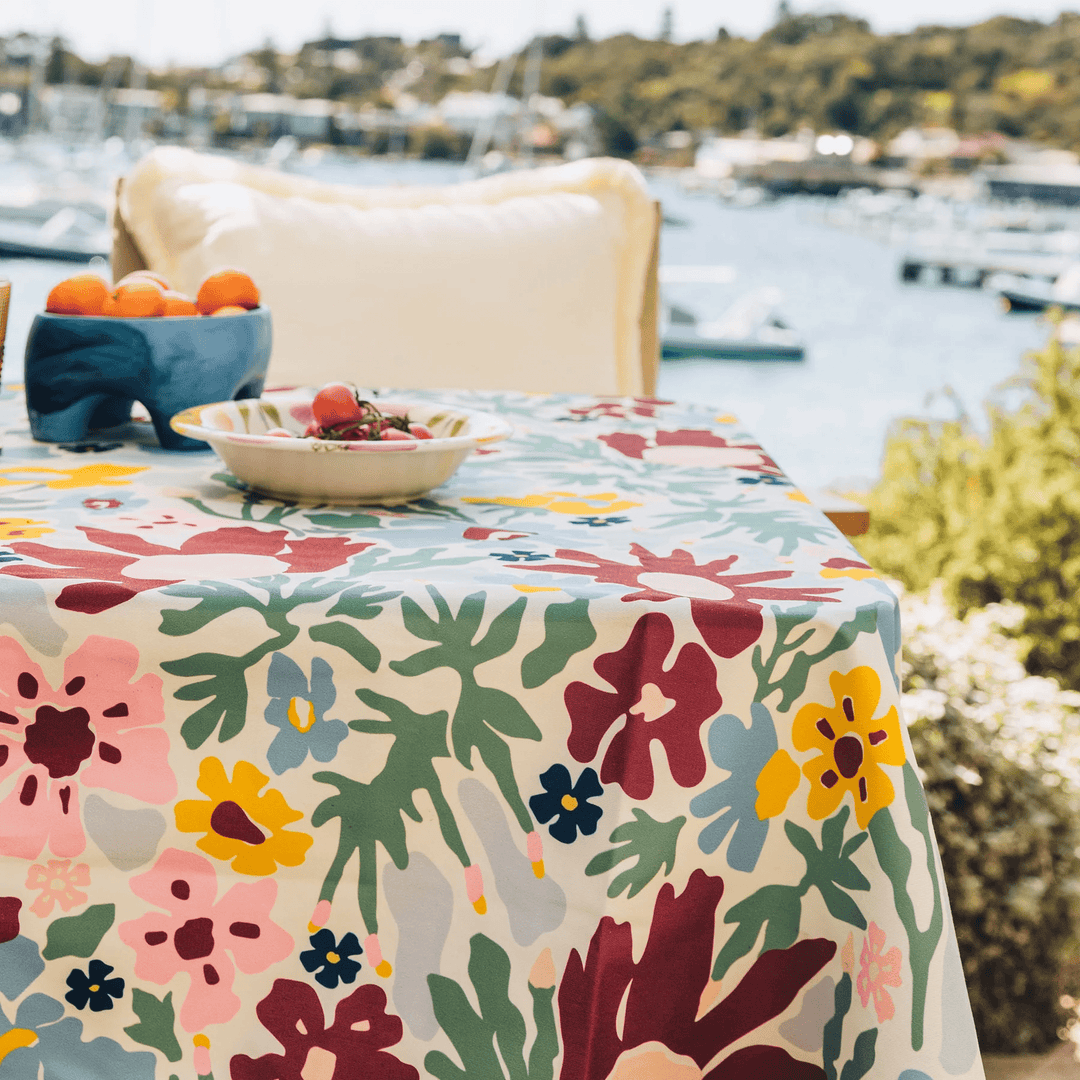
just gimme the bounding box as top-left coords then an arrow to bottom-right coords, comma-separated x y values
120,148 -> 655,394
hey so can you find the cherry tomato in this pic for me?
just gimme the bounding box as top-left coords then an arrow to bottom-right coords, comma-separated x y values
311,383 -> 364,428
380,428 -> 414,440
408,423 -> 434,439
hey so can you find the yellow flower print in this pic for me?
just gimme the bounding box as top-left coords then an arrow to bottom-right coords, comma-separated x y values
462,490 -> 641,515
792,667 -> 905,830
754,748 -> 801,819
0,464 -> 146,490
0,517 -> 53,540
174,757 -> 312,875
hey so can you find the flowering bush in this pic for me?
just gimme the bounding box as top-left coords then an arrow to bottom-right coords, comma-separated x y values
898,582 -> 1080,1052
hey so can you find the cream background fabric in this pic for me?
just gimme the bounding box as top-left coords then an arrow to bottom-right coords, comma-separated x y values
120,149 -> 655,394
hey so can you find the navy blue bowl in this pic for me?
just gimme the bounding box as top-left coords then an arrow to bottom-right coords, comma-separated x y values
23,307 -> 273,451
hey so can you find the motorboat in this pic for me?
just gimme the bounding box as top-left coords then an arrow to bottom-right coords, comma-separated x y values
994,262 -> 1080,313
660,279 -> 805,362
0,202 -> 111,261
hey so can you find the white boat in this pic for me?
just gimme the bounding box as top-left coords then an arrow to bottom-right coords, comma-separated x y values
660,281 -> 805,362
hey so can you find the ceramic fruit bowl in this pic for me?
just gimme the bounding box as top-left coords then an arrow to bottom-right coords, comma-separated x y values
24,307 -> 272,450
169,391 -> 513,502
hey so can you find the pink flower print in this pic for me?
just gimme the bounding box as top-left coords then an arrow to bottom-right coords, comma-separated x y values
26,859 -> 90,917
0,635 -> 176,860
119,847 -> 293,1032
856,922 -> 902,1022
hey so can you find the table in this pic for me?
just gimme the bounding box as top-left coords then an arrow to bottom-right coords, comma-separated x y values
0,383 -> 982,1080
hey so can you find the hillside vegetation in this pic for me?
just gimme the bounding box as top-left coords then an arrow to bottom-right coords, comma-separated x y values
496,11 -> 1080,153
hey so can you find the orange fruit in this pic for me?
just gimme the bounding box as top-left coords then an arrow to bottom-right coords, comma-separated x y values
161,290 -> 198,316
46,273 -> 112,315
115,270 -> 171,291
210,305 -> 248,317
196,269 -> 259,316
111,280 -> 166,317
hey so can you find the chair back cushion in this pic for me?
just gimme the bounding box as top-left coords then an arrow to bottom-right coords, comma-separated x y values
120,149 -> 655,395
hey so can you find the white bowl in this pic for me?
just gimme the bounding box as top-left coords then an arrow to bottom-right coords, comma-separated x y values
169,392 -> 513,502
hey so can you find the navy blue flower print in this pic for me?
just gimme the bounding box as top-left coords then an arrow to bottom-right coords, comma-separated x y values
489,550 -> 550,563
529,764 -> 603,844
736,474 -> 788,486
300,929 -> 363,989
64,959 -> 124,1012
570,516 -> 631,526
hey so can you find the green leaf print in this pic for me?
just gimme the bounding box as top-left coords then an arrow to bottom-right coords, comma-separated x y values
520,597 -> 597,689
823,973 -> 878,1080
42,904 -> 115,960
840,1029 -> 878,1080
426,934 -> 557,1080
124,988 -> 183,1062
707,509 -> 839,556
584,809 -> 685,899
713,806 -> 869,980
752,603 -> 881,711
391,588 -> 540,832
308,582 -> 404,672
312,689 -> 470,937
823,972 -> 852,1080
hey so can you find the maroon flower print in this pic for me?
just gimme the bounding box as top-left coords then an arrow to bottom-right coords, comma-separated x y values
0,525 -> 373,614
599,429 -> 784,475
559,869 -> 833,1080
0,896 -> 21,943
565,612 -> 721,799
230,978 -> 419,1080
519,544 -> 841,658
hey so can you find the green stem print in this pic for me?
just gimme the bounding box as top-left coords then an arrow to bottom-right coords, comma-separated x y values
752,603 -> 881,711
312,689 -> 470,939
520,597 -> 596,689
822,974 -> 878,1080
390,588 -> 541,834
867,763 -> 944,1052
426,935 -> 558,1080
713,806 -> 870,981
584,809 -> 685,899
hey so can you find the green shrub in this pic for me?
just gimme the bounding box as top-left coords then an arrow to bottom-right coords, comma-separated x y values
855,332 -> 1080,691
899,584 -> 1080,1052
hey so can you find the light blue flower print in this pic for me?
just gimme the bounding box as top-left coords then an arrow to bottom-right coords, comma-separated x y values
689,701 -> 779,873
0,993 -> 155,1079
264,655 -> 349,774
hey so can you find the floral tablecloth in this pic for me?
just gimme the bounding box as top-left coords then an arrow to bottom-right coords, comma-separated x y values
0,384 -> 982,1080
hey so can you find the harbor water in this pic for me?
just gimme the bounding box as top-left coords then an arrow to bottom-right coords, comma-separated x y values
0,154 -> 1050,493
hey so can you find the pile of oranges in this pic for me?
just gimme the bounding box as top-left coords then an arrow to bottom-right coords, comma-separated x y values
45,269 -> 260,319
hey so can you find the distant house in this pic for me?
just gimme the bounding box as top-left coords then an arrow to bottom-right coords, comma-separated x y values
39,84 -> 103,138
436,91 -> 519,138
880,127 -> 960,170
287,98 -> 338,140
106,87 -> 166,138
694,132 -> 812,178
983,164 -> 1080,206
